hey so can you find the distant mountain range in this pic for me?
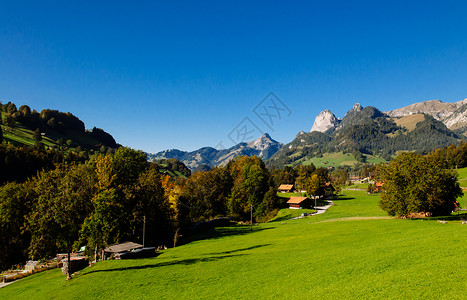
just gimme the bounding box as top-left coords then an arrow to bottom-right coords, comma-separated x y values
147,133 -> 282,170
150,98 -> 467,170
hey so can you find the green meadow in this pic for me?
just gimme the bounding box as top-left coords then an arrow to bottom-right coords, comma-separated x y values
299,152 -> 386,168
2,190 -> 466,299
456,167 -> 467,188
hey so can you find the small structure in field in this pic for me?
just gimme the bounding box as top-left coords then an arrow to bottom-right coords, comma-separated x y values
375,181 -> 384,192
323,182 -> 336,198
287,196 -> 313,209
103,241 -> 157,260
24,261 -> 40,272
61,257 -> 88,275
104,241 -> 143,254
278,184 -> 294,193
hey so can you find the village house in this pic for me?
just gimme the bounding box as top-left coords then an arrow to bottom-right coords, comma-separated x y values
287,196 -> 313,209
278,184 -> 294,193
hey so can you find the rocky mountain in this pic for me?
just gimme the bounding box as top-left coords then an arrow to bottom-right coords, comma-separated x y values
385,98 -> 467,134
269,102 -> 460,167
148,133 -> 282,170
151,98 -> 466,170
310,109 -> 340,133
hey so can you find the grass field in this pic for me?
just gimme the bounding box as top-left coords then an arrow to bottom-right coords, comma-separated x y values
456,167 -> 467,188
2,190 -> 467,299
299,152 -> 387,168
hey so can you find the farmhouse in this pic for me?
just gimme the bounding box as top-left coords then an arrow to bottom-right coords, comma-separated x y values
278,184 -> 294,193
287,196 -> 313,209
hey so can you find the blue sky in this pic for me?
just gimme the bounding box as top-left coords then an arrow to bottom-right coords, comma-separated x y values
1,1 -> 467,153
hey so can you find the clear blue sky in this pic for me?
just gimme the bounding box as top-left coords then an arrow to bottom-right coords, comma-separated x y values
1,0 -> 467,153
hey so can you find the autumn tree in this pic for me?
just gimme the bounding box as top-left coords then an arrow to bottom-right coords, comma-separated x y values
305,174 -> 322,199
227,156 -> 270,222
180,167 -> 232,223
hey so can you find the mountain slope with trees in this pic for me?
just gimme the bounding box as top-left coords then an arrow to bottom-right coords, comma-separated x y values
268,104 -> 460,167
1,101 -> 117,151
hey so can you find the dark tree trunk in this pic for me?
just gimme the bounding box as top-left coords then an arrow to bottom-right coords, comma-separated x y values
67,250 -> 71,280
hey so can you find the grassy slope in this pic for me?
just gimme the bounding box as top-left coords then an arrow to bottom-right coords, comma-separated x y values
2,190 -> 467,299
299,152 -> 386,168
456,167 -> 467,188
393,114 -> 425,131
1,111 -> 101,149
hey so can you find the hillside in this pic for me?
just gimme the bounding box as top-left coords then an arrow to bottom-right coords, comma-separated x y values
269,103 -> 460,167
2,190 -> 466,298
385,98 -> 467,135
1,102 -> 117,151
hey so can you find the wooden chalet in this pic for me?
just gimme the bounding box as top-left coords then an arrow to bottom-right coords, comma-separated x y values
287,196 -> 312,209
278,184 -> 294,193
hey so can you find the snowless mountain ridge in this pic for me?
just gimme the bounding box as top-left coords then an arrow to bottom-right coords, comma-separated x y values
310,98 -> 467,134
151,98 -> 467,169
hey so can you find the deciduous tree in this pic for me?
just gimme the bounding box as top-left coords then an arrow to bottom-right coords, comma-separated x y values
377,152 -> 462,217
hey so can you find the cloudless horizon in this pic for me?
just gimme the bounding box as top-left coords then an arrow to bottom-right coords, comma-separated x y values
1,1 -> 467,153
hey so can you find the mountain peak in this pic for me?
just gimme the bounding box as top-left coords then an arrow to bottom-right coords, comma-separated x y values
247,133 -> 280,150
310,109 -> 340,133
345,103 -> 363,116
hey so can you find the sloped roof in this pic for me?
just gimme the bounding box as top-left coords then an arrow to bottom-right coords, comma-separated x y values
104,242 -> 143,253
287,196 -> 309,204
278,184 -> 294,190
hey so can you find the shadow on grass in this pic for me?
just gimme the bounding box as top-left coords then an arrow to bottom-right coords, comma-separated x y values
81,254 -> 247,276
269,215 -> 294,223
185,226 -> 272,244
423,212 -> 467,221
205,244 -> 272,256
334,196 -> 356,201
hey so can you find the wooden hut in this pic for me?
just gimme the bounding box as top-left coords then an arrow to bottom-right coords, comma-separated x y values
278,184 -> 294,193
287,196 -> 312,209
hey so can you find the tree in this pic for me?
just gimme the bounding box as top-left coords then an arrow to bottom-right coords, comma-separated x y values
132,166 -> 174,245
27,164 -> 96,280
334,169 -> 349,194
227,156 -> 270,222
305,174 -> 321,199
0,181 -> 36,270
377,152 -> 462,217
112,147 -> 148,187
367,183 -> 375,194
5,114 -> 16,128
180,167 -> 232,223
0,125 -> 3,143
33,128 -> 42,142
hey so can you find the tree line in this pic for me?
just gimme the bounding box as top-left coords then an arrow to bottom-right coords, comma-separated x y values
2,149 -> 322,270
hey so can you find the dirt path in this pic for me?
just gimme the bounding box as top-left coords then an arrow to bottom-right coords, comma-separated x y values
289,200 -> 334,220
0,281 -> 16,288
